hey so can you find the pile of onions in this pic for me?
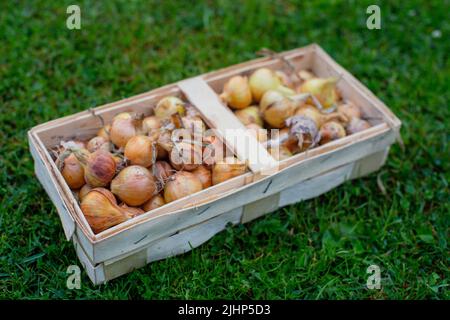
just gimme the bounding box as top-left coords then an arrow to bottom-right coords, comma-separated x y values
56,94 -> 249,234
217,67 -> 372,161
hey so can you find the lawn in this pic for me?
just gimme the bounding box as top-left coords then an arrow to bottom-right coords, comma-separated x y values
0,0 -> 448,299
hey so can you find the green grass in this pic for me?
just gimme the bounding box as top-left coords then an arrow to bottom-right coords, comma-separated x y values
0,0 -> 448,299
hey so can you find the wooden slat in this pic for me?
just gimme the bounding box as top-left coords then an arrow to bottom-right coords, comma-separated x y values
147,207 -> 242,262
72,235 -> 105,285
97,207 -> 243,283
349,147 -> 390,179
29,133 -> 76,240
278,162 -> 354,207
178,77 -> 278,174
241,193 -> 280,224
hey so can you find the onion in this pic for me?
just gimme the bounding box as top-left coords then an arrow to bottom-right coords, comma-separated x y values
124,135 -> 156,167
249,68 -> 295,102
74,149 -> 116,187
110,112 -> 139,148
285,116 -> 321,152
119,203 -> 145,218
142,195 -> 166,212
81,188 -> 130,234
56,140 -> 86,155
220,75 -> 252,109
202,134 -> 226,166
191,165 -> 212,189
295,105 -> 347,127
87,136 -> 110,153
260,90 -> 296,128
337,102 -> 362,121
275,70 -> 294,88
298,70 -> 315,81
142,116 -> 161,134
212,157 -> 246,185
319,121 -> 346,144
297,77 -> 339,110
346,118 -> 371,135
111,165 -> 157,206
169,142 -> 202,171
164,171 -> 203,203
97,125 -> 111,141
234,106 -> 263,127
61,153 -> 85,189
182,116 -> 206,134
148,130 -> 169,160
155,96 -> 185,118
268,145 -> 292,160
156,129 -> 174,153
152,160 -> 174,185
78,184 -> 92,201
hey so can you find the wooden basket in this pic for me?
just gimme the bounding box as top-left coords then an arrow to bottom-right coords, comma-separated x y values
28,44 -> 401,285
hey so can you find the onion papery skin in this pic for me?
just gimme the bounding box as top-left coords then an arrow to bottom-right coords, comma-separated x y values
111,165 -> 157,206
61,153 -> 85,189
212,157 -> 246,185
220,76 -> 252,109
76,149 -> 116,188
234,106 -> 263,127
142,195 -> 166,212
110,112 -> 138,148
81,188 -> 130,234
319,121 -> 346,145
124,135 -> 155,167
164,171 -> 203,203
191,165 -> 212,189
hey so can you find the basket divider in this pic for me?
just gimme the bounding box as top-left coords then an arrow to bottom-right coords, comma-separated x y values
178,77 -> 279,176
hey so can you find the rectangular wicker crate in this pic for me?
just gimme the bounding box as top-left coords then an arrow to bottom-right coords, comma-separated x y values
28,44 -> 401,285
